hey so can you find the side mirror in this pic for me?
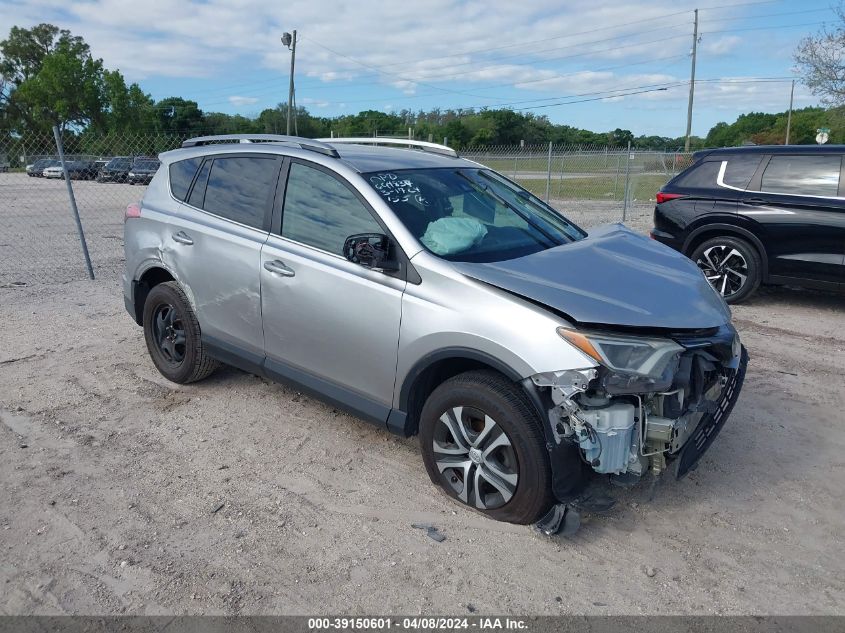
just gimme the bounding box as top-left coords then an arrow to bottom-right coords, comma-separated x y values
342,233 -> 398,272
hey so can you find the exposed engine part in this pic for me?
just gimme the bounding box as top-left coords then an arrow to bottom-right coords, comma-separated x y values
573,402 -> 636,475
531,368 -> 597,399
530,339 -> 737,482
645,415 -> 694,454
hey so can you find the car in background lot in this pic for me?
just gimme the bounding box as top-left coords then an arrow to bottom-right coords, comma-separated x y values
652,145 -> 845,302
91,159 -> 109,178
42,164 -> 65,179
128,157 -> 161,185
43,160 -> 101,180
123,134 -> 747,530
97,156 -> 133,182
26,158 -> 60,177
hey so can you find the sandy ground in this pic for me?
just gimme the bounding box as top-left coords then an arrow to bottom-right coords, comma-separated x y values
1,272 -> 843,616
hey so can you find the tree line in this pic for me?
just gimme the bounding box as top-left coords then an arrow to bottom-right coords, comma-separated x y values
1,22 -> 843,155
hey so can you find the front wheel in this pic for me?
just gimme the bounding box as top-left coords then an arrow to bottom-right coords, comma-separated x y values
691,236 -> 761,303
142,281 -> 219,383
419,370 -> 554,524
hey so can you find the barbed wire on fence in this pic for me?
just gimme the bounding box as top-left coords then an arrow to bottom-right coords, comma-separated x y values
0,133 -> 692,287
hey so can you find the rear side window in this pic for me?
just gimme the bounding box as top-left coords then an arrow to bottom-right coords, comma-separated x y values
721,155 -> 762,189
760,155 -> 841,197
281,162 -> 382,255
169,157 -> 203,201
673,160 -> 721,188
187,160 -> 211,208
201,156 -> 279,229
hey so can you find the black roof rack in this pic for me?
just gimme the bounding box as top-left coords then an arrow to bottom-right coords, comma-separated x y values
181,134 -> 339,157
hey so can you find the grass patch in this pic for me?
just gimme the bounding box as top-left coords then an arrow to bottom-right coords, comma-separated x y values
513,174 -> 670,201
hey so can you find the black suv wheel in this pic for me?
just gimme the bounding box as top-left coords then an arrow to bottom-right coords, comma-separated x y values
419,370 -> 554,524
691,236 -> 761,303
142,281 -> 219,383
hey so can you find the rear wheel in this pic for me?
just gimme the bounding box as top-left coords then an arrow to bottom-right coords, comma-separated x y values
142,281 -> 219,383
691,236 -> 761,303
419,370 -> 554,524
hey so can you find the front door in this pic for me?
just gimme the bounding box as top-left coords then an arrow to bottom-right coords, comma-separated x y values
260,160 -> 405,423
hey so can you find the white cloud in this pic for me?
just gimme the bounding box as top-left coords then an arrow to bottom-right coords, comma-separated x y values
702,36 -> 742,56
228,95 -> 260,106
0,0 -> 816,132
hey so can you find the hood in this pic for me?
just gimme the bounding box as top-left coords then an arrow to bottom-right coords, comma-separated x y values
452,223 -> 730,330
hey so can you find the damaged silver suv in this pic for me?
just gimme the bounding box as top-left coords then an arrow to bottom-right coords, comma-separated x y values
123,135 -> 747,531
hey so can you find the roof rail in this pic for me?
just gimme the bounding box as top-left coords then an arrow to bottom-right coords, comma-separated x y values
318,137 -> 458,158
181,134 -> 339,157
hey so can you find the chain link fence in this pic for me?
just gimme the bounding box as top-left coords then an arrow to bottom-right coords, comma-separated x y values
461,143 -> 693,232
0,134 -> 692,287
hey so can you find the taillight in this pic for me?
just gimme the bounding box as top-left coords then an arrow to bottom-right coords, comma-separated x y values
125,202 -> 141,220
656,192 -> 684,204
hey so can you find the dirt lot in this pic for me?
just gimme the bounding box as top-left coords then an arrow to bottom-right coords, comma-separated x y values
1,272 -> 844,616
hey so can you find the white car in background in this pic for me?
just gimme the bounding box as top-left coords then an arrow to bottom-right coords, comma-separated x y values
43,165 -> 65,179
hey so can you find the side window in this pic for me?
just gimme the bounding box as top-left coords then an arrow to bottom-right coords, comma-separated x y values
722,155 -> 763,189
281,162 -> 382,255
760,155 -> 841,197
673,160 -> 721,188
202,156 -> 278,229
187,160 -> 211,208
169,157 -> 202,201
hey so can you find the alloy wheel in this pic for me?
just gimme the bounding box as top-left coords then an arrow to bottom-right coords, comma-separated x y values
152,303 -> 186,364
696,244 -> 749,298
432,406 -> 519,510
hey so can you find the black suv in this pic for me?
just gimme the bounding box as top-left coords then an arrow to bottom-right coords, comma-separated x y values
97,156 -> 133,183
652,145 -> 845,302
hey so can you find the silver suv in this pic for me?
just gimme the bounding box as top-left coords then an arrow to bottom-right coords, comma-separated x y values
123,135 -> 747,530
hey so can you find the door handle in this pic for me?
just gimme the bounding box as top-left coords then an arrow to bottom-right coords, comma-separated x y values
172,231 -> 194,245
263,260 -> 296,277
742,198 -> 768,205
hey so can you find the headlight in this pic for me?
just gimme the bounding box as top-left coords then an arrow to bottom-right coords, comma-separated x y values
557,327 -> 683,380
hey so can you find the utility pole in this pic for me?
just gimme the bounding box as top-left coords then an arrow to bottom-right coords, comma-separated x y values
283,30 -> 297,135
684,9 -> 699,152
785,79 -> 795,145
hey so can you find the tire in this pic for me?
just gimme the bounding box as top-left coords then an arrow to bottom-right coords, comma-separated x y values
142,281 -> 219,384
690,235 -> 762,303
419,370 -> 554,524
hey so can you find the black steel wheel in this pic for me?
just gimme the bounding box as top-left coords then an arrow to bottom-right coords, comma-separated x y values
142,281 -> 218,383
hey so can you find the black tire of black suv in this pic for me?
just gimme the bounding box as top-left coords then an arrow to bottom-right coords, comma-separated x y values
142,281 -> 219,384
690,235 -> 762,304
419,370 -> 554,525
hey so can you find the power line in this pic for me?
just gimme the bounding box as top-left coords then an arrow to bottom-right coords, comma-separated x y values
195,52 -> 689,109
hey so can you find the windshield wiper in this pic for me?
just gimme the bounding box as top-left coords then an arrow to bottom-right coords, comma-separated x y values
455,170 -> 563,247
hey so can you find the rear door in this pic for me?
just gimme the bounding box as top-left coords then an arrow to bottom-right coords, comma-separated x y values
738,153 -> 845,283
260,159 -> 405,423
166,153 -> 281,359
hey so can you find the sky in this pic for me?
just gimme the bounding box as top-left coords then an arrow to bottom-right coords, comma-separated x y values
0,0 -> 838,137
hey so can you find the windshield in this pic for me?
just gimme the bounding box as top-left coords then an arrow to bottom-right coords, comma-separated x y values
364,168 -> 585,263
107,158 -> 131,168
133,160 -> 159,170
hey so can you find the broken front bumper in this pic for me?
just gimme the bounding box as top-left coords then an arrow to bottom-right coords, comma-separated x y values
523,332 -> 749,505
674,345 -> 748,478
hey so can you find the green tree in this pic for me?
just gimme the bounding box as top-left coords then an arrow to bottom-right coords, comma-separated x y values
0,23 -> 104,132
101,69 -> 156,132
154,97 -> 204,135
794,4 -> 845,106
